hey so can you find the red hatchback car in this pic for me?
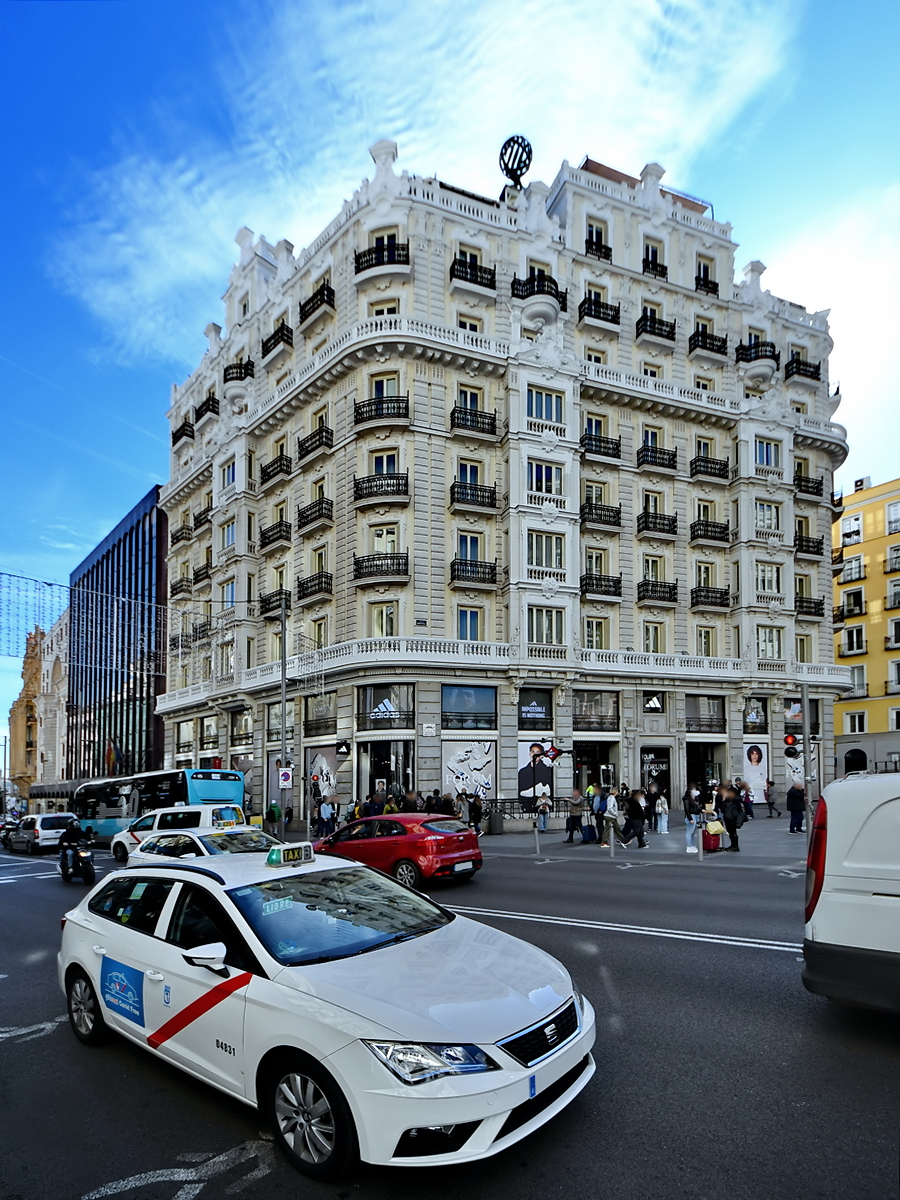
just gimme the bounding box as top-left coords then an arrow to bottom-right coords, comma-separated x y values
315,813 -> 482,888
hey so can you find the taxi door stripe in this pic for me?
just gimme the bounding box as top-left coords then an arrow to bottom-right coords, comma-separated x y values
147,971 -> 252,1050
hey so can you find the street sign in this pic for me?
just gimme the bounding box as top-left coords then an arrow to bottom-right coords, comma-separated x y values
336,741 -> 351,756
278,767 -> 293,789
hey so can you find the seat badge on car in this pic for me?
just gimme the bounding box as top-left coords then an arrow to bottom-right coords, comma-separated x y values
545,1023 -> 559,1046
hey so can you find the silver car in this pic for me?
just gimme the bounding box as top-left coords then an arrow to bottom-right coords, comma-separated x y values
8,813 -> 80,855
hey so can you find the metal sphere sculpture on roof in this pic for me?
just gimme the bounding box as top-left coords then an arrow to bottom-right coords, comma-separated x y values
499,135 -> 532,188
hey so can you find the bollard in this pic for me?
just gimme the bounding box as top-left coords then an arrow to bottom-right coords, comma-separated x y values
609,819 -> 615,859
697,817 -> 704,862
533,819 -> 541,857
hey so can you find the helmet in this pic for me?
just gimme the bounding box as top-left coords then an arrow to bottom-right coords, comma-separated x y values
68,818 -> 80,830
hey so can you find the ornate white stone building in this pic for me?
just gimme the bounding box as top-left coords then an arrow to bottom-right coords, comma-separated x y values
35,609 -> 69,787
157,139 -> 850,811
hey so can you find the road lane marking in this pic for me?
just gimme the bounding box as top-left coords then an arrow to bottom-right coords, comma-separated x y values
451,904 -> 802,952
82,1138 -> 276,1198
0,1015 -> 68,1043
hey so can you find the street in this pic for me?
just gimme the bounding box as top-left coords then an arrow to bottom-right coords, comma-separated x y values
1,820 -> 899,1199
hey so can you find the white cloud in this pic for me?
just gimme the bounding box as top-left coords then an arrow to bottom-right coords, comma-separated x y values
51,0 -> 800,369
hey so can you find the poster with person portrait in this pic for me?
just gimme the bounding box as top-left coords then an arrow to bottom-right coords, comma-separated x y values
517,740 -> 556,802
742,742 -> 769,804
441,741 -> 496,799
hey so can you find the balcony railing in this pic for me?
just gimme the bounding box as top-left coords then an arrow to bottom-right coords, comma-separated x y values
841,565 -> 866,582
795,596 -> 825,617
580,502 -> 622,527
450,406 -> 497,435
259,588 -> 292,617
261,321 -> 293,358
353,553 -> 409,579
685,716 -> 727,732
192,564 -> 210,585
296,497 -> 334,529
200,734 -> 220,750
304,717 -> 337,739
354,242 -> 410,273
578,295 -> 621,325
580,573 -> 622,597
193,505 -> 212,530
231,731 -> 253,746
690,455 -> 729,479
353,472 -> 409,501
297,427 -> 334,462
694,275 -> 719,296
688,329 -> 727,356
832,547 -> 844,567
260,454 -> 293,484
735,342 -> 780,368
450,559 -> 497,585
794,533 -> 824,556
192,620 -> 211,642
642,258 -> 668,279
172,420 -> 194,446
450,481 -> 497,509
580,433 -> 621,459
838,645 -> 867,658
354,395 -> 410,425
298,281 -> 335,324
886,681 -> 900,696
886,637 -> 900,651
297,571 -> 333,599
223,359 -> 254,382
169,633 -> 192,652
637,511 -> 677,536
635,313 -> 676,341
259,520 -> 292,548
170,524 -> 192,545
637,444 -> 677,470
195,396 -> 219,421
886,559 -> 900,575
511,274 -> 568,312
690,586 -> 730,608
170,577 -> 192,597
886,595 -> 900,611
785,357 -> 821,381
832,606 -> 846,625
356,708 -> 415,731
690,520 -> 730,542
638,579 -> 678,603
573,713 -> 619,731
794,473 -> 825,496
449,258 -> 496,290
584,237 -> 612,262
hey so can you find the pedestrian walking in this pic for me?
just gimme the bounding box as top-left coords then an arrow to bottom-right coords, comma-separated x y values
456,793 -> 470,825
654,788 -> 669,834
537,797 -> 550,833
265,800 -> 282,837
683,783 -> 701,853
601,792 -> 629,846
736,778 -> 755,819
764,779 -> 782,818
319,798 -> 335,836
469,794 -> 483,836
564,789 -> 585,843
722,787 -> 745,852
647,781 -> 662,832
622,790 -> 648,848
284,805 -> 293,829
786,782 -> 806,834
592,788 -> 608,841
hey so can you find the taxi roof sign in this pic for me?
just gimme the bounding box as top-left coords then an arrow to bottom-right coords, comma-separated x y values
266,842 -> 315,868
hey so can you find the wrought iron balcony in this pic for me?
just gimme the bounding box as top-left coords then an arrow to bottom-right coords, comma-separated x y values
223,359 -> 254,382
260,588 -> 292,617
580,433 -> 622,459
261,321 -> 293,358
169,633 -> 192,652
690,520 -> 730,542
353,472 -> 409,502
694,275 -> 719,296
298,281 -> 335,325
735,342 -> 780,368
578,296 -> 621,325
785,357 -> 821,381
259,520 -> 292,548
195,395 -> 219,421
296,497 -> 333,529
685,716 -> 727,732
580,573 -> 622,597
192,620 -> 211,642
580,502 -> 622,528
449,258 -> 496,290
637,444 -> 677,470
200,734 -> 220,750
450,559 -> 498,585
510,274 -> 568,312
192,564 -> 210,585
637,579 -> 678,603
832,605 -> 846,626
690,455 -> 729,479
838,642 -> 867,657
584,237 -> 612,262
450,481 -> 497,509
886,558 -> 900,575
635,313 -> 676,341
354,242 -> 410,273
688,329 -> 727,356
170,577 -> 192,597
353,552 -> 409,580
450,406 -> 497,436
260,454 -> 293,484
573,713 -> 619,731
642,258 -> 668,279
795,596 -> 825,617
297,426 -> 333,459
304,717 -> 337,739
794,473 -> 825,496
356,708 -> 415,732
354,395 -> 410,425
832,546 -> 844,567
690,586 -> 730,608
638,511 -> 677,536
172,420 -> 194,446
193,506 -> 212,530
794,533 -> 824,556
170,523 -> 192,545
297,571 -> 333,600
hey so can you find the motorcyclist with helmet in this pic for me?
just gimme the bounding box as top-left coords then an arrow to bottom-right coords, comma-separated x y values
58,818 -> 90,873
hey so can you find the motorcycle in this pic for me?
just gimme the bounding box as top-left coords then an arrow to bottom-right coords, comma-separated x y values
58,839 -> 96,885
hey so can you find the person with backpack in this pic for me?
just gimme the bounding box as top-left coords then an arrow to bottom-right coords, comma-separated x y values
265,799 -> 282,836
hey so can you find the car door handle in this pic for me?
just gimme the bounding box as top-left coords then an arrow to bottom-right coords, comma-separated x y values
146,970 -> 166,982
92,945 -> 106,956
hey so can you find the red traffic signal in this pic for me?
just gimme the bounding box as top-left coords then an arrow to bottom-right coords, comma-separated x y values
784,734 -> 799,746
784,733 -> 800,758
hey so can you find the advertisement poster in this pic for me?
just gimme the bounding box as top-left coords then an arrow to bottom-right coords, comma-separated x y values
441,741 -> 496,799
517,740 -> 556,801
305,745 -> 338,801
742,742 -> 769,804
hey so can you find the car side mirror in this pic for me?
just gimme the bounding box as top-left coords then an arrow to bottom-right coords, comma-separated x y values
179,852 -> 198,859
182,942 -> 229,977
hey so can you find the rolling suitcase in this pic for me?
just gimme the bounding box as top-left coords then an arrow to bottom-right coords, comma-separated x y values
581,822 -> 597,844
702,830 -> 721,852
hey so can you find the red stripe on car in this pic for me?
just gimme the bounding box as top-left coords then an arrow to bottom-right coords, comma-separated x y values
147,971 -> 252,1050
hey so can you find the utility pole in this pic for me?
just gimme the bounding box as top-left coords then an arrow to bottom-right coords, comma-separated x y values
1,735 -> 6,816
800,680 -> 813,848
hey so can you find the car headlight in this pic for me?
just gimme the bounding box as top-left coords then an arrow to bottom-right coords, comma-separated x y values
364,1041 -> 499,1084
571,980 -> 585,1014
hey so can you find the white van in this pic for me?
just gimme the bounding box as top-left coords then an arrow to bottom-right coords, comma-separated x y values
802,773 -> 900,1012
109,803 -> 244,863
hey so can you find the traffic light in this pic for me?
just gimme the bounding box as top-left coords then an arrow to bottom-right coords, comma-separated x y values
784,734 -> 800,759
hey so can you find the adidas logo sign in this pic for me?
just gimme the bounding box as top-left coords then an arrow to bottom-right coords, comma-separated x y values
369,699 -> 398,719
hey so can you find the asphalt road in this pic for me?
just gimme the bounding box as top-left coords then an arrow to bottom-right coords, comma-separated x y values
1,820 -> 899,1200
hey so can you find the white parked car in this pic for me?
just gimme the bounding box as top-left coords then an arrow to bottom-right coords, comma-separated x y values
127,827 -> 282,864
59,847 -> 595,1178
110,804 -> 245,863
803,773 -> 900,1012
8,812 -> 80,855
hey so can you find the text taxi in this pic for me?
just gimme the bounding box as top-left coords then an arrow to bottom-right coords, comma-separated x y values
59,844 -> 595,1179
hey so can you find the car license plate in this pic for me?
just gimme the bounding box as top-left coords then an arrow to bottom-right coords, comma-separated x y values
453,861 -> 474,872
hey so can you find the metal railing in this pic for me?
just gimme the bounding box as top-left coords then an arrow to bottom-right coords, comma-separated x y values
260,588 -> 292,616
170,524 -> 192,545
785,357 -> 821,381
580,573 -> 622,597
262,321 -> 293,358
170,577 -> 192,597
642,258 -> 668,279
195,396 -> 219,420
192,621 -> 211,642
637,444 -> 677,469
735,342 -> 780,367
690,586 -> 730,608
695,275 -> 719,295
259,520 -> 292,548
573,714 -> 619,731
297,426 -> 333,459
260,454 -> 293,484
192,564 -> 210,585
354,472 -> 409,501
354,395 -> 410,424
354,242 -> 410,273
511,274 -> 568,311
584,237 -> 612,261
450,559 -> 497,584
578,295 -> 621,325
793,473 -> 825,496
637,579 -> 678,603
353,552 -> 409,579
449,258 -> 496,289
685,716 -> 726,732
296,497 -> 333,529
580,502 -> 622,527
450,406 -> 497,435
795,596 -> 825,617
193,506 -> 212,529
794,533 -> 824,556
688,329 -> 727,355
635,313 -> 676,341
297,572 -> 333,599
223,359 -> 254,382
450,481 -> 497,508
172,421 -> 194,446
299,281 -> 335,324
690,520 -> 729,542
304,718 -> 337,738
637,511 -> 677,535
580,433 -> 621,458
356,709 -> 415,731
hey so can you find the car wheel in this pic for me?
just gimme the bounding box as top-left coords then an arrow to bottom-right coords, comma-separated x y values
67,972 -> 106,1046
25,841 -> 34,855
265,1053 -> 358,1180
112,843 -> 128,863
392,859 -> 420,889
82,862 -> 96,885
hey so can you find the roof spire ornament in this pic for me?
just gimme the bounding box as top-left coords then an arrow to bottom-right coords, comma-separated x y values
499,135 -> 532,188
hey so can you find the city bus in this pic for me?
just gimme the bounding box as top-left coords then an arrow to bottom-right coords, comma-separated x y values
67,768 -> 245,843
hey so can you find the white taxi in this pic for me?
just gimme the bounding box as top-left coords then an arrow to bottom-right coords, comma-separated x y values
59,846 -> 595,1179
126,827 -> 282,865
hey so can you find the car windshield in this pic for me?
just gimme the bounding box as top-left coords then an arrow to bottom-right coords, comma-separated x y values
42,816 -> 76,831
198,830 -> 280,855
421,819 -> 470,834
228,866 -> 452,966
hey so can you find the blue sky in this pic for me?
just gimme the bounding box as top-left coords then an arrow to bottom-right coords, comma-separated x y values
2,0 -> 899,733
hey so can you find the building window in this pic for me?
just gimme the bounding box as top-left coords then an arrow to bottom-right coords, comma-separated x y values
743,697 -> 768,733
755,501 -> 781,530
458,386 -> 482,411
888,546 -> 900,571
756,625 -> 783,660
219,642 -> 235,678
458,460 -> 480,485
222,521 -> 235,549
527,607 -> 564,645
844,588 -> 865,616
849,665 -> 866,695
371,299 -> 398,316
643,556 -> 662,581
267,702 -> 293,742
584,481 -> 606,504
573,690 -> 618,731
844,625 -> 865,653
527,387 -> 564,424
796,634 -> 812,663
756,563 -> 782,595
694,376 -> 714,392
795,573 -> 811,599
220,580 -> 235,610
458,314 -> 482,333
370,373 -> 399,398
842,514 -> 862,544
585,548 -> 607,575
888,503 -> 900,535
370,602 -> 396,638
458,533 -> 482,561
527,532 -> 564,569
441,684 -> 496,730
585,414 -> 607,438
519,687 -> 554,729
357,683 -> 414,731
583,617 -> 609,650
371,525 -> 398,554
843,555 -> 865,584
755,439 -> 781,468
372,452 -> 398,475
642,364 -> 660,379
176,720 -> 193,753
643,490 -> 662,514
457,245 -> 481,266
643,622 -> 664,653
696,561 -> 715,587
846,712 -> 866,734
458,608 -> 482,641
527,460 -> 563,495
696,626 -> 716,657
685,695 -> 725,732
222,460 -> 236,487
642,426 -> 661,447
586,219 -> 607,246
311,618 -> 328,649
585,348 -> 607,364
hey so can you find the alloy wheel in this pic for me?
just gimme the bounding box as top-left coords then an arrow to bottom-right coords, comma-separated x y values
274,1072 -> 336,1165
70,977 -> 95,1037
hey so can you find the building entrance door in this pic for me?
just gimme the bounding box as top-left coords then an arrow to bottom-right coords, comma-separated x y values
686,743 -> 725,789
640,746 -> 671,797
356,740 -> 414,798
574,743 -> 618,792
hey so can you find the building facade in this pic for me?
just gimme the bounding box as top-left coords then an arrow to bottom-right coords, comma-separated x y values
157,139 -> 850,811
8,627 -> 41,804
67,486 -> 168,779
35,609 -> 69,785
832,476 -> 900,774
